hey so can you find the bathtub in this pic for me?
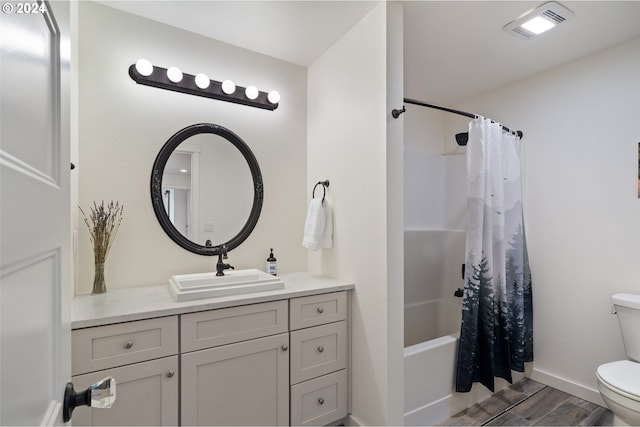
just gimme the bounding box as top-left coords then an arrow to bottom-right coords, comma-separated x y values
404,298 -> 516,425
404,298 -> 463,425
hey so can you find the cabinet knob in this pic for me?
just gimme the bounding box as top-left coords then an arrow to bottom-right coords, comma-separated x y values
318,397 -> 325,405
317,346 -> 324,353
123,340 -> 133,349
317,307 -> 324,314
281,344 -> 288,352
166,370 -> 175,378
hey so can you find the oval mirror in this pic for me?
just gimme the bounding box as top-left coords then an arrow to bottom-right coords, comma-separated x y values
151,123 -> 263,255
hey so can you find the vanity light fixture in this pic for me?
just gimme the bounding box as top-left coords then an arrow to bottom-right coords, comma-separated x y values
221,80 -> 236,95
245,85 -> 259,100
267,90 -> 281,104
503,1 -> 574,39
194,73 -> 210,90
128,61 -> 279,111
166,66 -> 183,83
135,59 -> 153,76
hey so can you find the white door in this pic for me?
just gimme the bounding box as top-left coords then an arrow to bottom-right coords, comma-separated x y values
0,1 -> 71,424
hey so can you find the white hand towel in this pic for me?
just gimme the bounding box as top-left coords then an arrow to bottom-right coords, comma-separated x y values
302,198 -> 334,250
320,199 -> 333,249
302,198 -> 325,250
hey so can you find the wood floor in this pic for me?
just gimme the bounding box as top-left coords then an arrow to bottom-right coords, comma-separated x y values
437,379 -> 613,426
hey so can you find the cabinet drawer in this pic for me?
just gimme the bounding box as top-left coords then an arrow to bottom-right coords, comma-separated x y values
290,321 -> 347,384
291,369 -> 348,426
290,291 -> 347,330
72,316 -> 178,375
181,300 -> 288,352
72,355 -> 178,426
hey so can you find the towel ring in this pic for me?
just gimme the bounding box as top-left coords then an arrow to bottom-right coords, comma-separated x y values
312,180 -> 330,203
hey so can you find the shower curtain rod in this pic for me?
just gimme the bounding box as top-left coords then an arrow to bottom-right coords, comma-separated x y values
393,98 -> 524,139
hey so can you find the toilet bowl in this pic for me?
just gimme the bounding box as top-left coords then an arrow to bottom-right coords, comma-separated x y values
597,294 -> 640,426
596,360 -> 640,426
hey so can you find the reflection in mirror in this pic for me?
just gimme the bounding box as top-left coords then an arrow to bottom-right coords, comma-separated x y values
163,152 -> 192,238
162,135 -> 253,245
151,123 -> 263,256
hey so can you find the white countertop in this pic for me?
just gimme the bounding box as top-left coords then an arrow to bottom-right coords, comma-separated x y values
72,272 -> 354,329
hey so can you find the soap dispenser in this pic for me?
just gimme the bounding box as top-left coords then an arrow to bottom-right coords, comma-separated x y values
267,248 -> 277,276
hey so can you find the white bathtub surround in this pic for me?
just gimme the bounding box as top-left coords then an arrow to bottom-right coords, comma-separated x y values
405,299 -> 461,347
403,229 -> 469,424
456,118 -> 533,393
404,230 -> 466,305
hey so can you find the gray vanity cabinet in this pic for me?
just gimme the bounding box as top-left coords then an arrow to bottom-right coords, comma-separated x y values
180,294 -> 349,426
180,300 -> 290,426
289,292 -> 349,426
71,316 -> 179,425
71,356 -> 178,425
70,288 -> 350,426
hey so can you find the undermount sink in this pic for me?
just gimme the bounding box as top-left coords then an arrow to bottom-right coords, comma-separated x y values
168,269 -> 284,302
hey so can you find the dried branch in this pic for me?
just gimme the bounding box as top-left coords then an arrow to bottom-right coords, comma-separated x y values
79,200 -> 124,265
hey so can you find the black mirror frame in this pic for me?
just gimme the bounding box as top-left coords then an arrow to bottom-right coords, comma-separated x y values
150,123 -> 263,256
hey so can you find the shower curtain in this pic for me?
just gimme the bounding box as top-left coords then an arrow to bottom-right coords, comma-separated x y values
455,117 -> 533,393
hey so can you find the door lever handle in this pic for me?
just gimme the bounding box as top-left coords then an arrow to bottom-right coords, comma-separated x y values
63,377 -> 116,422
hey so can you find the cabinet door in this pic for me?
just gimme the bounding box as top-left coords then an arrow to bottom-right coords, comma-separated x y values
182,333 -> 289,426
71,356 -> 178,426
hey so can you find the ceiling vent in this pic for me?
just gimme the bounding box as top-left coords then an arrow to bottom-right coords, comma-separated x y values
503,1 -> 574,40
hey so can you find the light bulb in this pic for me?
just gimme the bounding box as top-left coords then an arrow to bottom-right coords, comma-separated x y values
267,90 -> 280,104
221,80 -> 236,95
194,73 -> 210,89
245,85 -> 259,100
167,66 -> 183,83
135,59 -> 153,76
520,16 -> 555,34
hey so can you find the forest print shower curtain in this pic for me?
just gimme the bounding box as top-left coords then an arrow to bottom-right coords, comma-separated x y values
455,118 -> 533,393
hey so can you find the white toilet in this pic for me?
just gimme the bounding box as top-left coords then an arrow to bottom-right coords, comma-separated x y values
596,293 -> 640,426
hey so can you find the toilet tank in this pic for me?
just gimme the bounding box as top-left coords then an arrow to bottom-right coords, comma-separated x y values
612,293 -> 640,362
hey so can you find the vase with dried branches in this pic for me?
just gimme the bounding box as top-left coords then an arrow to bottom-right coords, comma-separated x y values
79,201 -> 124,294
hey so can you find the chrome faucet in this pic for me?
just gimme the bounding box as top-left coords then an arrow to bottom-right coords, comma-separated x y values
215,244 -> 234,276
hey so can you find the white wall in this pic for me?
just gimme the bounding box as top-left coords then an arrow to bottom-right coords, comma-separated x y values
307,2 -> 404,424
385,3 -> 405,424
456,38 -> 640,404
76,2 -> 307,293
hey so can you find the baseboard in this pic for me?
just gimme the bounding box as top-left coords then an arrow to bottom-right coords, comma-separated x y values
342,414 -> 361,426
530,367 -> 606,407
